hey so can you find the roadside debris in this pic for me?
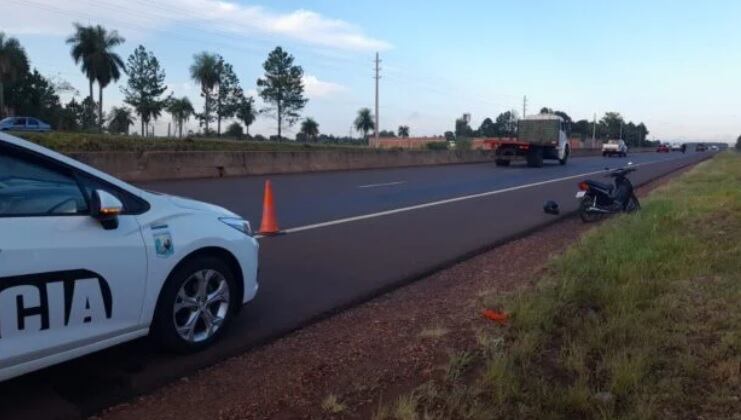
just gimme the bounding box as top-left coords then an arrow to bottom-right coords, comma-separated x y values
482,309 -> 509,325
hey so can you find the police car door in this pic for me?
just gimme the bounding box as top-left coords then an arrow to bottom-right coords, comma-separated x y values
0,144 -> 148,373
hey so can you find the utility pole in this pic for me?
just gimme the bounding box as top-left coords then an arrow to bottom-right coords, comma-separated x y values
522,95 -> 528,118
374,52 -> 381,141
592,113 -> 597,145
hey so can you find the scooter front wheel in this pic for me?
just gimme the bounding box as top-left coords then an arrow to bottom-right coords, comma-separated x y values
625,195 -> 641,213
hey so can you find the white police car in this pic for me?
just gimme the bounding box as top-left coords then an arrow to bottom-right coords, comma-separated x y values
0,132 -> 259,382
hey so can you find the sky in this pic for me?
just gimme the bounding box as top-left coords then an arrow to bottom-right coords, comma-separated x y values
2,0 -> 740,142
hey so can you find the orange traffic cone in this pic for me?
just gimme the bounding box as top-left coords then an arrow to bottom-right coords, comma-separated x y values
259,180 -> 280,235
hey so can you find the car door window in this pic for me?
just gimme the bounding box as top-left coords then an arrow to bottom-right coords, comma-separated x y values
27,119 -> 39,128
14,118 -> 26,128
0,150 -> 88,216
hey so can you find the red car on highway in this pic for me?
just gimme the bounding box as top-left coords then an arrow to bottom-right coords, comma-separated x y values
656,144 -> 670,153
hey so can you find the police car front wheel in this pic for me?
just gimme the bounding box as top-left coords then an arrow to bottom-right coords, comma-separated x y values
152,256 -> 238,352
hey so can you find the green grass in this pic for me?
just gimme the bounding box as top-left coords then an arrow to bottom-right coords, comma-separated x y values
377,152 -> 741,419
12,131 -> 368,153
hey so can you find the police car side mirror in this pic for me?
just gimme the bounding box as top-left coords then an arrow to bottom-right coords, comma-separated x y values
91,190 -> 123,230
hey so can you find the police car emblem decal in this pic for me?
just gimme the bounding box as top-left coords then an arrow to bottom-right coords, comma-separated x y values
154,232 -> 174,257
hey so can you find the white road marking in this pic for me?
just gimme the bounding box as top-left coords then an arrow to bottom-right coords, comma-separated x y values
254,157 -> 680,239
357,181 -> 406,189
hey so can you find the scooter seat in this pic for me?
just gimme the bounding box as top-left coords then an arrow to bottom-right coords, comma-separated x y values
585,179 -> 613,193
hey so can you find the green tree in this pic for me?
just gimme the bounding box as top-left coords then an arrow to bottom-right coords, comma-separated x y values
354,107 -> 374,139
540,107 -> 553,114
0,32 -> 29,117
455,114 -> 474,138
166,96 -> 195,138
5,69 -> 62,126
572,119 -> 591,140
122,45 -> 169,136
477,117 -> 497,137
398,125 -> 410,138
495,110 -> 518,136
67,24 -> 125,131
190,52 -> 220,134
257,46 -> 308,139
736,135 -> 741,151
214,59 -> 243,136
235,96 -> 257,135
300,117 -> 319,142
66,24 -> 97,126
225,122 -> 243,138
600,112 -> 625,140
108,106 -> 134,134
444,131 -> 455,141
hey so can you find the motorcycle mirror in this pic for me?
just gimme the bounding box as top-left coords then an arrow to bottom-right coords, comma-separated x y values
543,200 -> 560,215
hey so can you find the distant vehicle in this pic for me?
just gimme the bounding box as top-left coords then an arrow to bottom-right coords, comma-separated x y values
696,144 -> 707,152
602,140 -> 628,157
656,144 -> 670,153
0,131 -> 259,382
0,116 -> 52,132
671,143 -> 683,152
486,114 -> 570,167
710,145 -> 719,151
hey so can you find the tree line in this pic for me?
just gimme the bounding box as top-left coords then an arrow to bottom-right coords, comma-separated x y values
445,107 -> 653,147
0,27 -> 315,140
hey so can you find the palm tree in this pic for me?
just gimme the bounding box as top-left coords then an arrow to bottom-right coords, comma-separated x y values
300,117 -> 319,142
67,24 -> 125,131
236,96 -> 257,135
189,52 -> 220,134
398,125 -> 410,138
107,106 -> 134,134
354,108 -> 374,139
166,97 -> 195,138
0,32 -> 29,117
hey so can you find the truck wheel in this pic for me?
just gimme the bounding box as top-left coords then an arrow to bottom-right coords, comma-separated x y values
559,145 -> 570,165
495,159 -> 510,167
526,147 -> 543,167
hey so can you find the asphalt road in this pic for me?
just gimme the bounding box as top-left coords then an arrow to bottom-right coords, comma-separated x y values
0,151 -> 711,419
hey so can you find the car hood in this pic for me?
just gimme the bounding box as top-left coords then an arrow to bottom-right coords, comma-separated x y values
166,194 -> 238,217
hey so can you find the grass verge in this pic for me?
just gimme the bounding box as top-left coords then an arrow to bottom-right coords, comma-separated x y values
378,152 -> 740,419
12,131 -> 367,153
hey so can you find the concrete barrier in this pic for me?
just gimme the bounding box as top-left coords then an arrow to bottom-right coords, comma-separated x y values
67,147 -> 658,182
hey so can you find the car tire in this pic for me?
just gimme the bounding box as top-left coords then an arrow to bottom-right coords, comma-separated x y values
151,256 -> 238,353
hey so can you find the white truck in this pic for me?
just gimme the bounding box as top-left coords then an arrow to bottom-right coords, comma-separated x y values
602,139 -> 628,157
489,114 -> 570,167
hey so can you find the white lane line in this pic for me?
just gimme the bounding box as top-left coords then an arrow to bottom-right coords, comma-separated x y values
254,157 -> 681,239
357,181 -> 406,189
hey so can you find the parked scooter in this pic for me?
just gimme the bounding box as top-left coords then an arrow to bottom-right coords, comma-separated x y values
576,163 -> 640,222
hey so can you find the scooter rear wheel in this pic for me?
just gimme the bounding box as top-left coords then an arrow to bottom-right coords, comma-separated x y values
579,195 -> 603,223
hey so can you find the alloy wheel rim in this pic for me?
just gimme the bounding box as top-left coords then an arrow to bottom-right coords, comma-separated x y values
173,269 -> 230,343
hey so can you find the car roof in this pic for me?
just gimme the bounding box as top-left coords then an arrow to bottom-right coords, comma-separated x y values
0,131 -> 145,196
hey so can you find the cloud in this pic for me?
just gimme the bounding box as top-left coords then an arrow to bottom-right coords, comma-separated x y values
302,75 -> 346,98
2,0 -> 391,52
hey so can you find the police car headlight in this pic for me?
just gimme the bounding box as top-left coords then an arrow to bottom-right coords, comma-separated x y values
219,217 -> 253,236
